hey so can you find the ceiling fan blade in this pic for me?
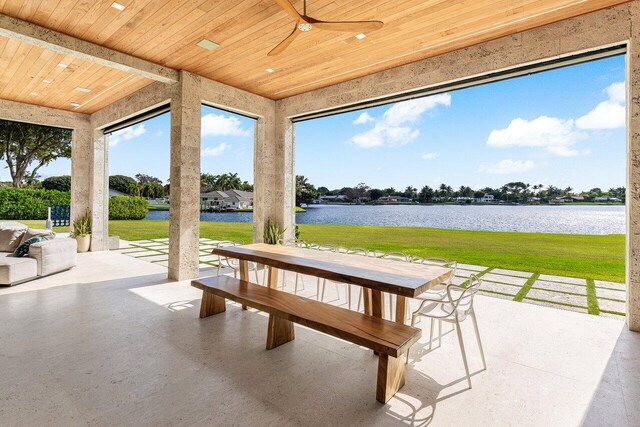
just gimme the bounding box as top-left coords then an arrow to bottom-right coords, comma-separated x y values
274,0 -> 303,21
268,25 -> 300,56
312,20 -> 384,32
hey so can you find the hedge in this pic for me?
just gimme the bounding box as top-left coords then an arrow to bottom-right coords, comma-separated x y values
42,175 -> 71,192
0,188 -> 70,220
109,196 -> 149,220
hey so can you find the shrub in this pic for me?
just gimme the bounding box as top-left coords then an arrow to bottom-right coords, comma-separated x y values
109,196 -> 149,220
109,175 -> 137,195
42,175 -> 71,192
0,188 -> 70,220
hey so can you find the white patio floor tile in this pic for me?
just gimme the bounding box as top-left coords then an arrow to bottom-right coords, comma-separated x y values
481,281 -> 520,295
598,298 -> 626,314
482,273 -> 528,286
596,287 -> 626,301
523,298 -> 588,314
456,263 -> 487,272
526,289 -> 588,307
455,269 -> 479,278
489,268 -> 533,278
594,280 -> 626,291
532,280 -> 587,295
538,274 -> 587,285
140,254 -> 170,262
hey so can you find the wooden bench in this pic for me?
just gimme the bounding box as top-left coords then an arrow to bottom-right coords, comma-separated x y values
192,275 -> 422,403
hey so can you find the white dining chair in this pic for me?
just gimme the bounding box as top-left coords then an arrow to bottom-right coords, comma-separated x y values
344,247 -> 368,311
214,241 -> 261,284
381,251 -> 410,319
408,257 -> 458,322
311,244 -> 339,301
277,238 -> 309,293
405,274 -> 486,389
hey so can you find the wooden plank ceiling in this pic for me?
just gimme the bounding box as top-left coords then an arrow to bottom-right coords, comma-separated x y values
0,0 -> 631,113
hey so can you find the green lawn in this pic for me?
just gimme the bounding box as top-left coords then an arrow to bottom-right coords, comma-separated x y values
23,219 -> 624,282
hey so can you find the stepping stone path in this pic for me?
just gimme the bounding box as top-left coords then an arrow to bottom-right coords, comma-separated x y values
115,238 -> 626,319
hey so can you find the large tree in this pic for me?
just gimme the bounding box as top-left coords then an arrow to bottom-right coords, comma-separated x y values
296,175 -> 318,205
0,120 -> 72,187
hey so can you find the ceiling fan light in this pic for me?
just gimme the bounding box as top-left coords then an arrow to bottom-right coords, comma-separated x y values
298,22 -> 313,32
266,68 -> 275,73
355,33 -> 366,40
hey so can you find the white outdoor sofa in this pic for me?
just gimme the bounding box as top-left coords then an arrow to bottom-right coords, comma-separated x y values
0,222 -> 77,286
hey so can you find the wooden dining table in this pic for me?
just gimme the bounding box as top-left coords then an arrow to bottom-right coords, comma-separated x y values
212,243 -> 454,324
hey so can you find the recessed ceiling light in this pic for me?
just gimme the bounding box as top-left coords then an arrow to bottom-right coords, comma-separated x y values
111,2 -> 126,11
265,68 -> 274,73
30,92 -> 38,96
355,33 -> 366,40
58,63 -> 67,68
75,87 -> 91,93
42,79 -> 51,84
197,39 -> 220,51
70,102 -> 81,108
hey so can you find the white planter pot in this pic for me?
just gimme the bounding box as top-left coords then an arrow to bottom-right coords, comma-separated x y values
76,235 -> 91,253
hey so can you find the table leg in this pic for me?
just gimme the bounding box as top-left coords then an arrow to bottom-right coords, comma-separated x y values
372,290 -> 384,318
267,266 -> 279,289
240,260 -> 249,310
395,296 -> 407,325
363,288 -> 373,316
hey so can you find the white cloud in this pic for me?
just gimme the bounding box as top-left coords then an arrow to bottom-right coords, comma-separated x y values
421,152 -> 440,160
478,159 -> 537,174
202,142 -> 230,157
201,113 -> 251,137
109,124 -> 146,147
575,81 -> 626,130
486,116 -> 586,156
350,94 -> 451,149
353,112 -> 375,124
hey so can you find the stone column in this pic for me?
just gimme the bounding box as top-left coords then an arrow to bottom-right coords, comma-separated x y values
627,3 -> 640,331
70,123 -> 92,231
253,106 -> 294,243
90,129 -> 109,251
168,71 -> 201,280
70,124 -> 109,251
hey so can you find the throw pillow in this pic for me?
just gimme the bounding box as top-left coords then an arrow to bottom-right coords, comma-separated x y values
19,228 -> 55,245
13,234 -> 44,258
0,227 -> 27,252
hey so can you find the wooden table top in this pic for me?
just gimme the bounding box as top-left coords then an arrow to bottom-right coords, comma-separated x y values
213,243 -> 454,298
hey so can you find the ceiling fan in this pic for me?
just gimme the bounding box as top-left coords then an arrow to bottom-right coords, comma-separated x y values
269,0 -> 384,56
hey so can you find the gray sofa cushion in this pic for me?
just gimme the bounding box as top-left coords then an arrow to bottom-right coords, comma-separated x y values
0,253 -> 38,285
29,238 -> 77,277
0,227 -> 27,252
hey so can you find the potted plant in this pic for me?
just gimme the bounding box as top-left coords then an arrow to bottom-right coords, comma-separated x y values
71,211 -> 92,253
263,218 -> 285,245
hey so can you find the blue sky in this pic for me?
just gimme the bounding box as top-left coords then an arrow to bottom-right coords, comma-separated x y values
6,55 -> 625,193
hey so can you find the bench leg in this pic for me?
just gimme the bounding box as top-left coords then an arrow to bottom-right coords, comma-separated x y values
199,292 -> 226,318
266,314 -> 295,350
376,353 -> 405,403
240,260 -> 249,310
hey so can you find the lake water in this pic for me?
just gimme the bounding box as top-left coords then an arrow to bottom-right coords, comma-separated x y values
146,204 -> 625,235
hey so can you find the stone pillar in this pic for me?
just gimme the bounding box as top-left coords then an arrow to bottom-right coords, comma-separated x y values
168,71 -> 201,280
253,107 -> 294,243
70,123 -> 92,230
70,124 -> 109,251
627,3 -> 640,331
90,129 -> 109,251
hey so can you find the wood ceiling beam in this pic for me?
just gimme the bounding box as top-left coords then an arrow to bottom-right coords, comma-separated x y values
0,13 -> 179,84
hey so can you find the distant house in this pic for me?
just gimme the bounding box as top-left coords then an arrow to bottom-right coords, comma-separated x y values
474,194 -> 494,203
315,195 -> 349,204
377,195 -> 413,204
200,189 -> 253,210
